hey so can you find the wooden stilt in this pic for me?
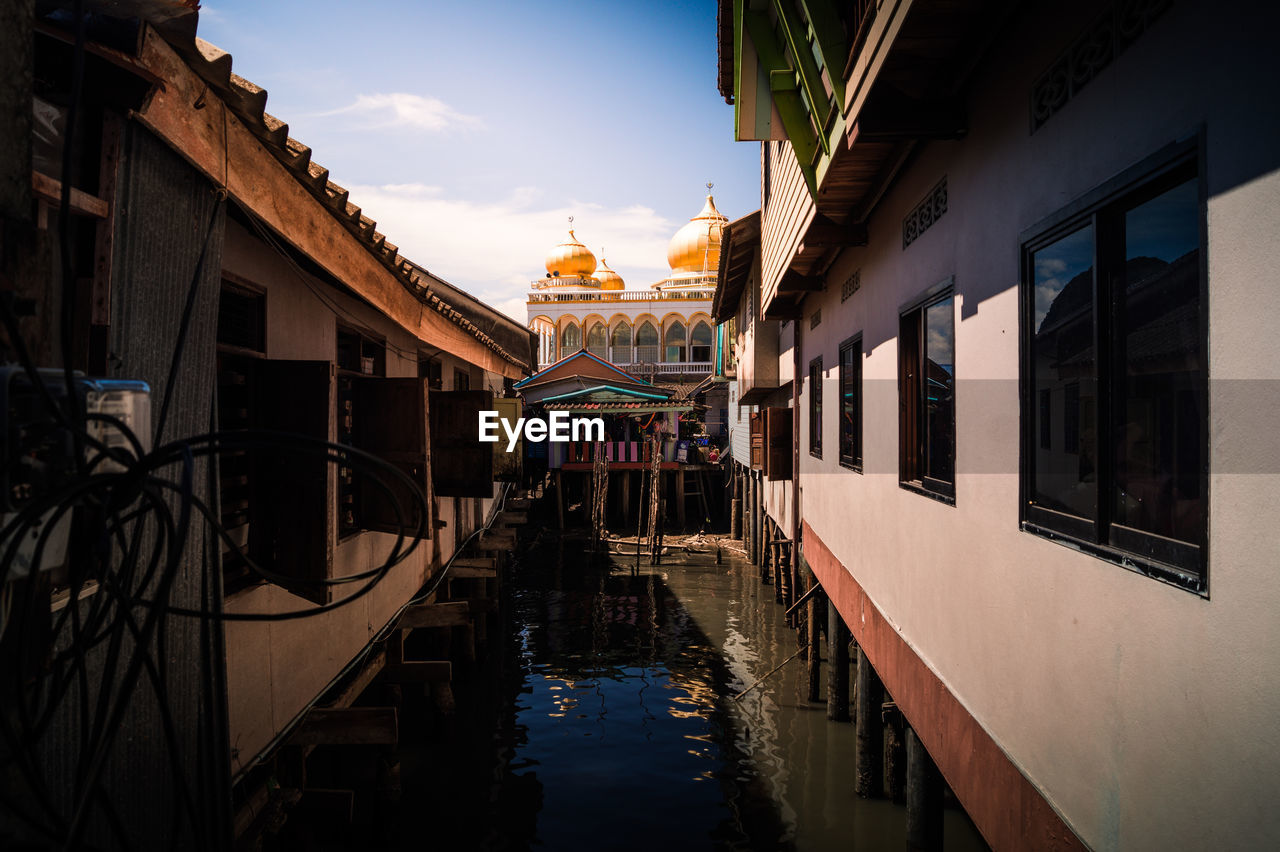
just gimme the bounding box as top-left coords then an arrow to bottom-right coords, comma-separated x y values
730,468 -> 742,540
855,646 -> 884,797
906,726 -> 943,852
621,470 -> 631,523
806,585 -> 822,703
827,598 -> 850,722
675,469 -> 686,531
883,703 -> 906,803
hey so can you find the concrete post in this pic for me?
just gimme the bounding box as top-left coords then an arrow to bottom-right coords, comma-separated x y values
827,598 -> 850,722
906,726 -> 943,852
855,646 -> 884,797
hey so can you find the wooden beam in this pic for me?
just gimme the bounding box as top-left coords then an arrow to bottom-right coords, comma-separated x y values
451,557 -> 496,569
778,270 -> 824,293
497,511 -> 528,525
398,601 -> 470,630
292,707 -> 398,746
802,214 -> 868,249
325,649 -> 386,711
31,171 -> 108,218
383,660 -> 453,683
450,565 -> 497,580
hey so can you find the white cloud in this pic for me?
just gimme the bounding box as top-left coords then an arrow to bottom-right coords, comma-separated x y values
320,93 -> 481,132
345,182 -> 676,321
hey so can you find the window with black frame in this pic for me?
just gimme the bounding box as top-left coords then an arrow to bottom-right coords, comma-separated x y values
900,288 -> 955,500
839,335 -> 862,471
809,357 -> 823,458
1022,147 -> 1205,590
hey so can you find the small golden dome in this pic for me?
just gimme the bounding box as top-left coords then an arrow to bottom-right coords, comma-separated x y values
545,229 -> 597,278
595,257 -> 625,290
666,195 -> 729,274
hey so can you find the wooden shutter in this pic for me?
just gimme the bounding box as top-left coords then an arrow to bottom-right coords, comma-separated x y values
492,397 -> 522,482
765,406 -> 792,481
251,360 -> 333,604
354,377 -> 433,536
429,389 -> 494,497
750,410 -> 764,471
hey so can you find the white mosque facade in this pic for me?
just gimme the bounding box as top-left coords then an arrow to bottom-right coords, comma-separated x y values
526,195 -> 728,380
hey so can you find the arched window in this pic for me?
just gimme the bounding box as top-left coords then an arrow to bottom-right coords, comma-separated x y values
611,322 -> 632,363
586,322 -> 607,359
664,320 -> 687,363
561,322 -> 581,356
690,321 -> 713,363
635,322 -> 658,363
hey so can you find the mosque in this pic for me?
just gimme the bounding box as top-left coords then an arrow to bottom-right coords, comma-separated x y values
526,193 -> 729,382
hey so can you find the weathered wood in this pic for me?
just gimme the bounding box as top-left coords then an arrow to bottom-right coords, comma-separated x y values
398,601 -> 470,630
507,497 -> 532,511
498,510 -> 528,525
326,648 -> 386,713
827,600 -> 850,722
432,682 -> 456,718
451,557 -> 496,569
675,470 -> 686,530
31,170 -> 109,218
883,702 -> 906,803
383,660 -> 452,683
855,646 -> 884,797
450,564 -> 497,580
292,707 -> 398,746
906,726 -> 944,852
476,531 -> 517,551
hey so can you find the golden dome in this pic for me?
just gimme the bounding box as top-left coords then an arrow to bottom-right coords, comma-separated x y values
595,257 -> 625,290
545,229 -> 597,278
666,195 -> 728,274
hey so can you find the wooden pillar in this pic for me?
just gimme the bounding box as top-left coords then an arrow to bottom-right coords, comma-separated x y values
827,598 -> 850,722
621,469 -> 631,525
746,475 -> 756,564
906,726 -> 943,852
730,468 -> 742,540
555,469 -> 565,530
884,704 -> 906,804
806,584 -> 822,703
855,646 -> 884,797
675,469 -> 686,531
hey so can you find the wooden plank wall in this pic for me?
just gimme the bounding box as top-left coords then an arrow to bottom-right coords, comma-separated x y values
760,141 -> 815,313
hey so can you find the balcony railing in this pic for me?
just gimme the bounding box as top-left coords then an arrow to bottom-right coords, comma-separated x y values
528,287 -> 715,304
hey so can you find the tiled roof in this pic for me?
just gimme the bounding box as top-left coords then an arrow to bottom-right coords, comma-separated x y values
158,27 -> 531,369
543,401 -> 695,413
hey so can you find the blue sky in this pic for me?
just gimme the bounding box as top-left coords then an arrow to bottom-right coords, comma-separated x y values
197,0 -> 758,319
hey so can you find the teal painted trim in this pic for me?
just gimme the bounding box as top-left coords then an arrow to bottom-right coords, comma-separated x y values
772,0 -> 831,157
542,384 -> 670,403
744,8 -> 819,187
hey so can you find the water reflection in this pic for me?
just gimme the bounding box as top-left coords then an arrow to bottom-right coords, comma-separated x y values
474,542 -> 987,852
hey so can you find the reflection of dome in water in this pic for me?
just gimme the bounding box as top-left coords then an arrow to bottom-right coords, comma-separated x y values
595,257 -> 625,290
666,195 -> 729,274
545,230 -> 597,278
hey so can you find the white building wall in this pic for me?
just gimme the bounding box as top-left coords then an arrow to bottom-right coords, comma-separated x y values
793,2 -> 1280,849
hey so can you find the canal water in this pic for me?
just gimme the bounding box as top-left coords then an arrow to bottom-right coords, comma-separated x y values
391,534 -> 988,851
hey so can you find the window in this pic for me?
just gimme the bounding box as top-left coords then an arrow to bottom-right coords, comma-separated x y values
900,285 -> 955,501
664,320 -> 687,362
635,321 -> 659,363
691,321 -> 713,363
453,368 -> 471,391
561,322 -> 581,355
764,406 -> 792,480
215,282 -> 265,592
336,325 -> 385,376
809,357 -> 823,458
1022,145 -> 1204,589
839,336 -> 862,470
611,322 -> 632,363
418,354 -> 442,390
586,322 -> 607,359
